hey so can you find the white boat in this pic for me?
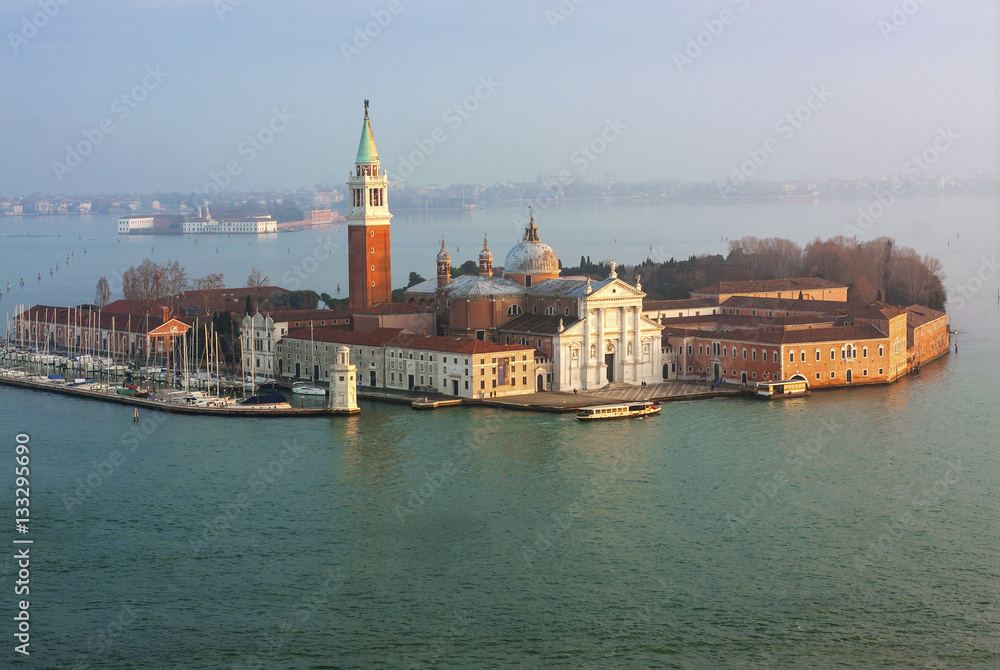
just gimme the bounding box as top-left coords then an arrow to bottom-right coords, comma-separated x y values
291,381 -> 325,396
576,401 -> 661,421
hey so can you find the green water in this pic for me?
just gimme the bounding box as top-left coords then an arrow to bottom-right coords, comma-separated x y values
1,196 -> 997,667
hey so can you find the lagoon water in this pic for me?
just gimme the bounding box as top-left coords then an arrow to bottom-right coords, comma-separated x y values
0,196 -> 998,667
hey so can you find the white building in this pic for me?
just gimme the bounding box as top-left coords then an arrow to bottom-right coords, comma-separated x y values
118,216 -> 154,233
182,216 -> 277,234
241,309 -> 352,379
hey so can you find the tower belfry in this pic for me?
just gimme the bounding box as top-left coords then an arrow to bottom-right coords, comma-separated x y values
347,100 -> 393,311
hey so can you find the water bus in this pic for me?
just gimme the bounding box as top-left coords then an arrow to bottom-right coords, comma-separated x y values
576,401 -> 661,421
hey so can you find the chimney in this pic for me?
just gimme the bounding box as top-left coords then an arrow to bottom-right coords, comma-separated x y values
162,306 -> 169,321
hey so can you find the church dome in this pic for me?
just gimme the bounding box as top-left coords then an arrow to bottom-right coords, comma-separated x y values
503,214 -> 559,276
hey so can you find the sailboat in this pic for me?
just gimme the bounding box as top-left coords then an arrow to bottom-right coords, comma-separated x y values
291,322 -> 324,396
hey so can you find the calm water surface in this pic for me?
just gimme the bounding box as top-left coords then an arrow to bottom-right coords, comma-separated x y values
0,197 -> 997,668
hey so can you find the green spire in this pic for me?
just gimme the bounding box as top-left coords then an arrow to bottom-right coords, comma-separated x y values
356,99 -> 379,164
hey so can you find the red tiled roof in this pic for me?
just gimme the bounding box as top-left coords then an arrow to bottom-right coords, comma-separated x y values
778,323 -> 887,344
663,323 -> 887,346
904,305 -> 947,328
261,309 -> 351,324
694,277 -> 847,295
718,296 -> 853,312
284,327 -> 405,347
643,297 -> 718,311
390,333 -> 535,355
18,305 -> 168,333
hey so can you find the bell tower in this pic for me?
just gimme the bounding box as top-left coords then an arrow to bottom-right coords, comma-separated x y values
347,100 -> 392,312
478,235 -> 493,277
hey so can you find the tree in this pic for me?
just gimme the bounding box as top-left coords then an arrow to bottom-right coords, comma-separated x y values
246,268 -> 269,310
121,258 -> 164,316
193,273 -> 225,315
161,260 -> 189,316
407,271 -> 426,288
95,277 -> 111,309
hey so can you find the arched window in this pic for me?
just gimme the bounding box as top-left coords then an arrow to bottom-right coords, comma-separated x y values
545,306 -> 556,315
506,304 -> 523,316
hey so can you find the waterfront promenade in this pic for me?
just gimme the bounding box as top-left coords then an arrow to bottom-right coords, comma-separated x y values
361,380 -> 741,413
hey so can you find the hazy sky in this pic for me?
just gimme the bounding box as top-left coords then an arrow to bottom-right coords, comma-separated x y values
0,0 -> 995,195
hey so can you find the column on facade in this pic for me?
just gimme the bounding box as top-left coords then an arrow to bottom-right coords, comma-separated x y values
633,305 -> 641,382
597,306 -> 605,385
582,305 -> 591,390
619,306 -> 627,383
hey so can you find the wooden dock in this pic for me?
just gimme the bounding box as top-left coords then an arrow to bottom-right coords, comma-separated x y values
0,374 -> 352,417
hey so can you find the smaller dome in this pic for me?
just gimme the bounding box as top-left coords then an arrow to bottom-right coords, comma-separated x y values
436,239 -> 450,263
479,235 -> 492,261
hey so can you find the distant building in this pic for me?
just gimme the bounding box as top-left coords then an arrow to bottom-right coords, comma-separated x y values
181,216 -> 277,234
118,216 -> 155,233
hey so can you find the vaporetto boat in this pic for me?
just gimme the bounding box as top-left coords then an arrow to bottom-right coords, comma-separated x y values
576,401 -> 661,421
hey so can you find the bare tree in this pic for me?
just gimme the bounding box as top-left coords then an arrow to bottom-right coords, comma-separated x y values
246,268 -> 269,311
760,238 -> 803,279
122,269 -> 138,313
889,247 -> 932,305
862,237 -> 893,300
193,273 -> 225,315
95,277 -> 111,309
161,260 -> 189,316
728,237 -> 764,279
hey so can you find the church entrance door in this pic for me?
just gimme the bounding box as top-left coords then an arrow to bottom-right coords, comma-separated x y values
605,354 -> 615,383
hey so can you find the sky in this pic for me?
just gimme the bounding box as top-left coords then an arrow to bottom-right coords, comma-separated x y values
0,0 -> 996,195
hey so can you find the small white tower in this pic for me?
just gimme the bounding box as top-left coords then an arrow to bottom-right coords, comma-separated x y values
329,346 -> 359,414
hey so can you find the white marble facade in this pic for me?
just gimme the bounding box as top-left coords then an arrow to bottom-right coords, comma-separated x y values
552,277 -> 663,391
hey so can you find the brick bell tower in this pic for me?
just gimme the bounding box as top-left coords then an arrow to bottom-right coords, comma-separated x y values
347,100 -> 392,312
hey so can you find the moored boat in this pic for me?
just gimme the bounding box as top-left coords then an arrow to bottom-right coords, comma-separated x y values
576,401 -> 661,420
755,378 -> 810,399
291,381 -> 325,396
239,394 -> 292,409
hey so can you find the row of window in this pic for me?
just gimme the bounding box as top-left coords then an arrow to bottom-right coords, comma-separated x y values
689,343 -> 886,362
